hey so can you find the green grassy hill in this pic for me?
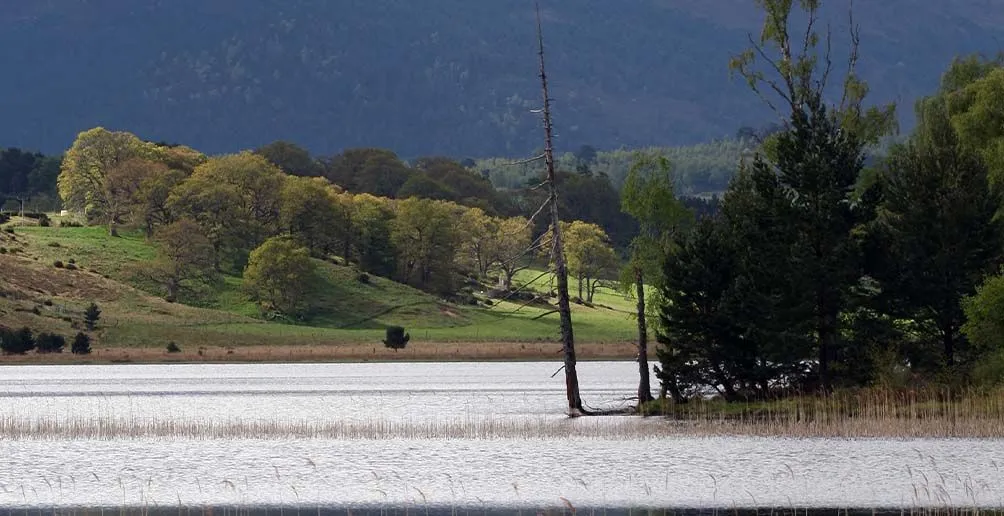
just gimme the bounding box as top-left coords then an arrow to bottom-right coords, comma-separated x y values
0,218 -> 637,351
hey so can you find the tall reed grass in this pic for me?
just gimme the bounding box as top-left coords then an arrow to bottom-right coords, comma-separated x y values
644,387 -> 1004,438
4,386 -> 1004,440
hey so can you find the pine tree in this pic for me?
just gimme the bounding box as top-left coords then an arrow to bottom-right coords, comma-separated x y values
872,98 -> 1003,368
84,302 -> 101,331
768,95 -> 866,391
71,332 -> 92,355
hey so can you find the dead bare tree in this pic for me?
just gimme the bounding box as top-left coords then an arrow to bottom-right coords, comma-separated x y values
535,3 -> 584,416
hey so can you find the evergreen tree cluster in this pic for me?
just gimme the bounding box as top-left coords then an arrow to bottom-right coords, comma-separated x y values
655,92 -> 1004,401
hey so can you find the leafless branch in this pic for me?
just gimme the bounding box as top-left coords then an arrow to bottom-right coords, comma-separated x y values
840,2 -> 861,111
503,154 -> 546,167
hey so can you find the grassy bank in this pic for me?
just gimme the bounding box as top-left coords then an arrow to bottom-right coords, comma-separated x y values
0,221 -> 637,356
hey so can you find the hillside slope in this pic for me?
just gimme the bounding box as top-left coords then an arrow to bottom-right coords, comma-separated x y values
0,221 -> 637,356
1,1 -> 1001,157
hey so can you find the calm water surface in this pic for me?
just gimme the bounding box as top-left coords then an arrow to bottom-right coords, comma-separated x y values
0,361 -> 1001,511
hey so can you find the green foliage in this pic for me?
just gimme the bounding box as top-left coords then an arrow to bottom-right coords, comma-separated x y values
145,219 -> 218,302
166,341 -> 181,353
0,326 -> 35,355
963,269 -> 1004,358
169,151 -> 285,269
71,332 -> 92,355
322,148 -> 411,198
383,325 -> 410,350
728,0 -> 897,145
938,57 -> 1004,186
242,236 -> 317,317
84,302 -> 101,331
36,332 -> 66,354
255,141 -> 321,177
621,152 -> 692,287
279,176 -> 349,254
872,99 -> 1003,367
350,194 -> 397,277
391,197 -> 464,294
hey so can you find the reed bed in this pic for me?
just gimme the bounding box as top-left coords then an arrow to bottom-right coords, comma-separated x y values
647,387 -> 1004,439
0,414 -> 679,440
4,393 -> 1004,440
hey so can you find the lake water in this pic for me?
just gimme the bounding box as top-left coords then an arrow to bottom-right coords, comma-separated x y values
0,361 -> 1002,513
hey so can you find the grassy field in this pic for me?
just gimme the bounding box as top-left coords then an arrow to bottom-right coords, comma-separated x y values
0,219 -> 638,358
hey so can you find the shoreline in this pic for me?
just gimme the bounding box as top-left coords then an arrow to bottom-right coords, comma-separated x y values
0,341 -> 638,365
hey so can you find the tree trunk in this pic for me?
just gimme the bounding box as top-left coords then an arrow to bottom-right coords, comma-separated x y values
538,6 -> 583,416
109,221 -> 119,237
817,310 -> 835,393
577,274 -> 583,301
634,267 -> 654,406
943,328 -> 955,367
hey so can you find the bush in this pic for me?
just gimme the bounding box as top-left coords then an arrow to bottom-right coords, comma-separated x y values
65,263 -> 77,270
53,260 -> 64,268
4,227 -> 14,234
38,214 -> 51,227
68,258 -> 76,264
166,342 -> 181,353
84,302 -> 101,331
59,220 -> 83,228
71,332 -> 91,355
356,272 -> 370,284
0,326 -> 35,354
0,247 -> 6,254
47,241 -> 61,247
0,213 -> 8,224
383,326 -> 410,351
36,333 -> 66,354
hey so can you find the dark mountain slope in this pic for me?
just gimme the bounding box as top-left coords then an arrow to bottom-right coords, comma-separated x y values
1,1 -> 1001,157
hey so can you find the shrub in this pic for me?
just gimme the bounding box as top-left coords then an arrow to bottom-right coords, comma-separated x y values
47,241 -> 60,247
356,272 -> 370,284
0,327 -> 35,355
38,214 -> 51,227
0,247 -> 6,254
84,302 -> 101,331
166,342 -> 181,353
383,326 -> 410,351
36,333 -> 66,354
43,300 -> 53,306
59,220 -> 83,228
31,306 -> 40,315
4,227 -> 14,234
0,213 -> 8,224
68,258 -> 76,264
65,263 -> 77,270
53,260 -> 64,268
71,332 -> 91,355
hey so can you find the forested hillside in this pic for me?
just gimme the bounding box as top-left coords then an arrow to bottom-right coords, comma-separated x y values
2,1 -> 1002,157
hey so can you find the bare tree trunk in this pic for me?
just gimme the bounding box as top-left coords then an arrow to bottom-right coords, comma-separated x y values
634,266 -> 654,406
537,5 -> 583,416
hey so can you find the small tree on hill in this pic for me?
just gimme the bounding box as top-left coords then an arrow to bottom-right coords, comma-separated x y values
36,333 -> 66,353
71,332 -> 92,355
0,327 -> 35,354
84,302 -> 101,331
383,326 -> 410,351
243,236 -> 317,317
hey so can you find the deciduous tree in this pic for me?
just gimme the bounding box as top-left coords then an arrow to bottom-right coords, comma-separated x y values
620,152 -> 692,405
243,236 -> 317,317
57,127 -> 159,234
144,219 -> 218,302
